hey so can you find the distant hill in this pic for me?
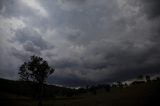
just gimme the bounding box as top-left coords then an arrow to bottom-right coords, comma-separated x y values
0,78 -> 79,98
0,78 -> 160,106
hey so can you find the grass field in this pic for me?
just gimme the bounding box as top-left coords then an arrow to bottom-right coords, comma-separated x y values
0,79 -> 160,106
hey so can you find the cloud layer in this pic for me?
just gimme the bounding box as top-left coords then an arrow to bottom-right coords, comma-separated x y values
0,0 -> 160,87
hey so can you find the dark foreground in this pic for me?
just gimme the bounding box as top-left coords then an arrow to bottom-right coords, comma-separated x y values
0,79 -> 160,106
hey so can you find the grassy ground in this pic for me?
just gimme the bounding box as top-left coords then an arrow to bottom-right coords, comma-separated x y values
0,81 -> 160,106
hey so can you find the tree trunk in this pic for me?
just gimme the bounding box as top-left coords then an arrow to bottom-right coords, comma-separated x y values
38,82 -> 43,106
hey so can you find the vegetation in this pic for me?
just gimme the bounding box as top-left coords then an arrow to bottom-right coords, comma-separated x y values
1,55 -> 160,106
0,76 -> 160,106
18,55 -> 55,106
145,75 -> 151,82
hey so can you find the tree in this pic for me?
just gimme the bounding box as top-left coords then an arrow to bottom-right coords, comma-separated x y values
89,86 -> 97,95
18,55 -> 55,106
137,75 -> 144,80
145,75 -> 151,82
105,84 -> 111,92
116,81 -> 123,87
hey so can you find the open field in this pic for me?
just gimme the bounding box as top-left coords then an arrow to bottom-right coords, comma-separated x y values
0,78 -> 160,106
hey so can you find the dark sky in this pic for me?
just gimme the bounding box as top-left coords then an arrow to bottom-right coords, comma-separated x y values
0,0 -> 160,87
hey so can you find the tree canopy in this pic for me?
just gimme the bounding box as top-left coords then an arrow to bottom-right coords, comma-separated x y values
18,55 -> 54,84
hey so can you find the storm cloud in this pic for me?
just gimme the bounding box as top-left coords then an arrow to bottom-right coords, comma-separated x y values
0,0 -> 160,87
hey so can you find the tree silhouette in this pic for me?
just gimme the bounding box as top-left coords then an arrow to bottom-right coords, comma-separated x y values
137,75 -> 144,80
18,55 -> 55,106
145,75 -> 151,82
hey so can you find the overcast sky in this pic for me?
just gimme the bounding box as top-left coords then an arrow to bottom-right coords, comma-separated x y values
0,0 -> 160,87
